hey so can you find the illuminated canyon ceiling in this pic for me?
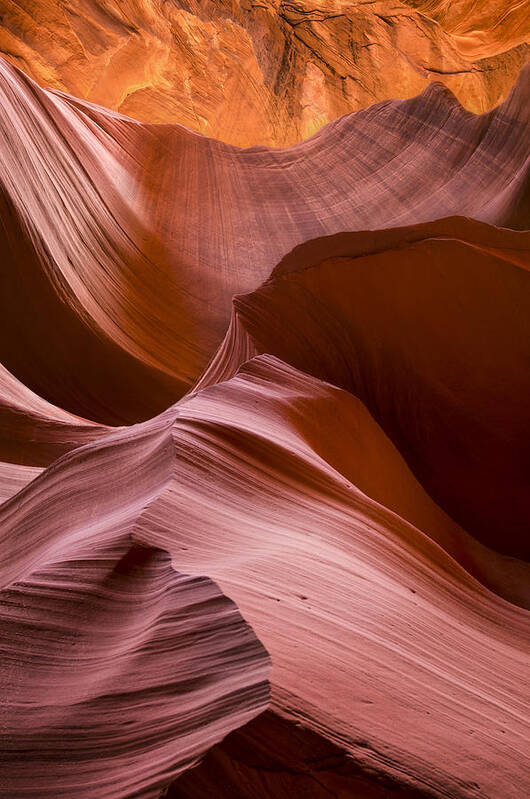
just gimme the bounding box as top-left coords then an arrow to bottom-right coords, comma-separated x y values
0,1 -> 529,798
0,0 -> 529,145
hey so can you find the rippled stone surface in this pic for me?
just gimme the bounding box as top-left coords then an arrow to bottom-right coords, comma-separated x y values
0,20 -> 529,798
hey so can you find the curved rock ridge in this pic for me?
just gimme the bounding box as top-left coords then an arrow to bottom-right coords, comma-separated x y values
0,409 -> 270,798
0,354 -> 114,501
1,57 -> 529,424
0,351 -> 114,502
3,355 -> 527,797
0,462 -> 42,504
0,544 -> 270,798
0,20 -> 528,796
0,1 -> 528,146
198,219 -> 530,560
0,361 -> 111,468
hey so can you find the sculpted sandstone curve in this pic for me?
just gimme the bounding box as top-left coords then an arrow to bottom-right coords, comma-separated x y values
0,405 -> 270,798
0,17 -> 528,797
198,219 -> 530,560
1,57 -> 529,424
1,355 -> 527,797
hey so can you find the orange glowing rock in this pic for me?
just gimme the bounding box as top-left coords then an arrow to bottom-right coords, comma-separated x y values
0,0 -> 528,146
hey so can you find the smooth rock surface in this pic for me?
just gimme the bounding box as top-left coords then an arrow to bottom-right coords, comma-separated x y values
0,26 -> 529,798
1,57 -> 529,423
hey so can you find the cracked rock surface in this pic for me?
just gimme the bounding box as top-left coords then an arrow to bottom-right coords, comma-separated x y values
0,0 -> 528,145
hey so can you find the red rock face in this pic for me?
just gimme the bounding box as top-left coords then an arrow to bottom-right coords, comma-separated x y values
1,58 -> 529,425
0,1 -> 528,146
0,7 -> 529,799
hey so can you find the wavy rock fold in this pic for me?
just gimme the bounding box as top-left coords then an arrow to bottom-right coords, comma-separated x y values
0,26 -> 529,799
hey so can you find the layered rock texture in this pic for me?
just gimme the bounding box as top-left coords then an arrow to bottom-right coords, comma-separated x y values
0,0 -> 529,145
1,56 -> 529,423
0,4 -> 529,797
